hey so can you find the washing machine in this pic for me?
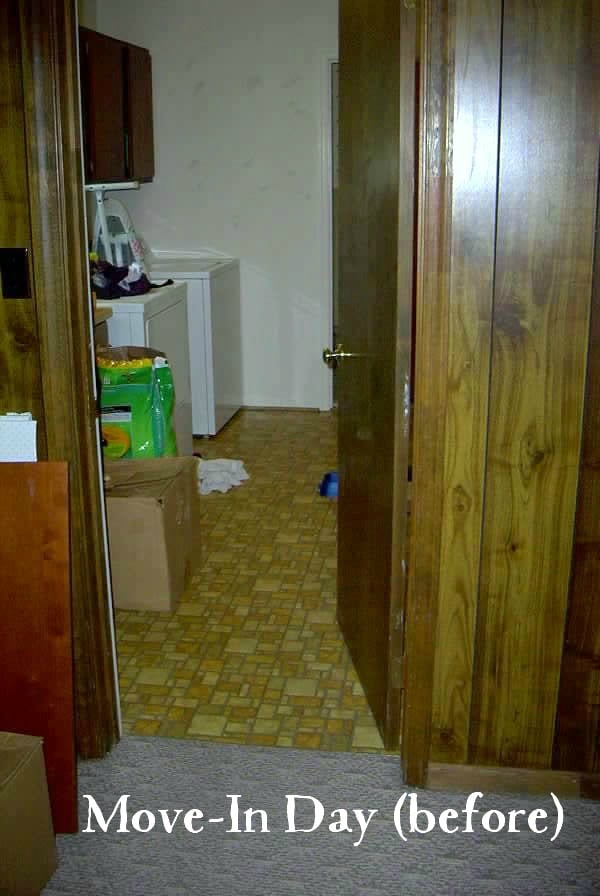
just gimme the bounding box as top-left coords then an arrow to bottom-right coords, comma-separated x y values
148,256 -> 242,436
96,282 -> 194,456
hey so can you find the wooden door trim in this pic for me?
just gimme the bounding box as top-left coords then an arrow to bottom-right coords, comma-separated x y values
401,0 -> 453,786
19,0 -> 119,757
386,0 -> 417,750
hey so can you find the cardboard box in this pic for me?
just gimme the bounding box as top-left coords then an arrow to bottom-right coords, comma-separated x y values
0,732 -> 58,895
105,457 -> 197,612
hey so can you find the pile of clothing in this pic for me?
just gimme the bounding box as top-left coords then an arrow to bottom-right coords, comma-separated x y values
197,458 -> 249,494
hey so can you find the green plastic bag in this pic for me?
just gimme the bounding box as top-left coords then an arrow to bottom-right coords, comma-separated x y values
98,361 -> 163,459
154,358 -> 178,457
97,347 -> 177,459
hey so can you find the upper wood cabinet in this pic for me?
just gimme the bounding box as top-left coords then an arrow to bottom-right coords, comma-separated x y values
79,28 -> 155,183
124,43 -> 155,182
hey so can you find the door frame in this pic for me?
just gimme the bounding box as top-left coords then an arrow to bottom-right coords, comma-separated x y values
20,0 -> 436,776
320,54 -> 338,411
401,0 -> 447,787
385,0 -> 419,753
19,0 -> 119,757
320,53 -> 338,412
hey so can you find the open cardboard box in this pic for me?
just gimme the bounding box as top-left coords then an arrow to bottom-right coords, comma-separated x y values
0,732 -> 58,895
104,457 -> 197,612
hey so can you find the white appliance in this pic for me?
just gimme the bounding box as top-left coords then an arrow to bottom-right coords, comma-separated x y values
96,283 -> 194,456
148,256 -> 242,436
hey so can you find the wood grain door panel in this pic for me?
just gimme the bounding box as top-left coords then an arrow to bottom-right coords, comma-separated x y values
337,0 -> 415,741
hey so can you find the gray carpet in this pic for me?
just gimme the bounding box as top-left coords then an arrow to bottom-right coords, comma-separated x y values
44,737 -> 599,895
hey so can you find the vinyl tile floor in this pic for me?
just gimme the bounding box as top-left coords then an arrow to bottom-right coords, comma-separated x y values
116,409 -> 385,753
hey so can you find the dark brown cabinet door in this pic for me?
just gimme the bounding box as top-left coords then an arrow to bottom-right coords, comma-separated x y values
125,44 -> 155,181
79,27 -> 126,182
79,28 -> 154,184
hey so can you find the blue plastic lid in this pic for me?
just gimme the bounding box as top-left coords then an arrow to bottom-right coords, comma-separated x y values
319,471 -> 338,498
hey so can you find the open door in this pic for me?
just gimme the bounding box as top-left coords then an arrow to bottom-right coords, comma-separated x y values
331,0 -> 417,747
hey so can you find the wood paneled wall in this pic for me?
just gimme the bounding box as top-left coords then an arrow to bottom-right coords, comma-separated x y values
0,0 -> 119,759
430,0 -> 501,765
469,0 -> 598,769
20,0 -> 119,757
553,166 -> 600,775
405,0 -> 599,783
0,2 -> 46,451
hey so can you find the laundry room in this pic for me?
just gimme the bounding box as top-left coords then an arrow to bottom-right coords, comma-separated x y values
78,0 -> 385,754
81,0 -> 335,414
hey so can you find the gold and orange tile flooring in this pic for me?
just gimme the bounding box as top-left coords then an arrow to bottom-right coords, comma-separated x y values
116,410 -> 384,752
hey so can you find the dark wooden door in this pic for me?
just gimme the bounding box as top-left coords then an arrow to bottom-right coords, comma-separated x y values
336,0 -> 416,745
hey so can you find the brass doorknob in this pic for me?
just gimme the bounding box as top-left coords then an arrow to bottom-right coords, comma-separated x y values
322,344 -> 358,368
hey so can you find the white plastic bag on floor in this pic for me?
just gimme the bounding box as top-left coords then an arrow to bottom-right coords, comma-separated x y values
197,458 -> 249,494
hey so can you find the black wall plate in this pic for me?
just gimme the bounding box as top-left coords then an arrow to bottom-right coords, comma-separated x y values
0,248 -> 31,298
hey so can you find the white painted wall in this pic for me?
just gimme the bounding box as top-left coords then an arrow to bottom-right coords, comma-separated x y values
95,0 -> 338,409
